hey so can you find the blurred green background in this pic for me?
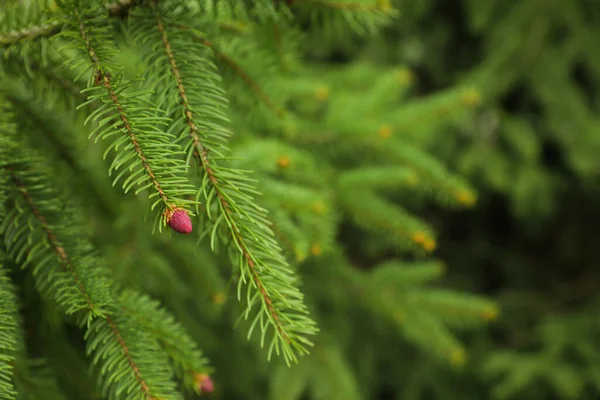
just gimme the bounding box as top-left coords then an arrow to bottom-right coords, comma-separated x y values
348,1 -> 600,398
296,0 -> 600,398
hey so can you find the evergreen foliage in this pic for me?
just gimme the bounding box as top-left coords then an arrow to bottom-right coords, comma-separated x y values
0,0 -> 547,399
334,1 -> 600,399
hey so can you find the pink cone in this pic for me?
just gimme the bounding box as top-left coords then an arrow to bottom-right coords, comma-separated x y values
195,373 -> 214,393
167,210 -> 192,234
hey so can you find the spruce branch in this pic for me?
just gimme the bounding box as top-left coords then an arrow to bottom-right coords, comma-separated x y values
2,166 -> 182,398
86,312 -> 183,400
340,188 -> 436,252
0,21 -> 61,46
187,23 -> 296,128
105,316 -> 151,395
0,93 -> 108,321
120,289 -> 210,394
59,5 -> 196,230
132,3 -> 316,363
382,142 -> 477,207
86,72 -> 169,209
9,171 -> 94,312
0,0 -> 137,47
2,163 -> 181,399
0,135 -> 180,398
322,70 -> 478,205
365,261 -> 497,365
1,163 -> 112,320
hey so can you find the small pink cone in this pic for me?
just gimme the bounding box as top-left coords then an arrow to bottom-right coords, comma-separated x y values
167,210 -> 192,234
195,373 -> 214,394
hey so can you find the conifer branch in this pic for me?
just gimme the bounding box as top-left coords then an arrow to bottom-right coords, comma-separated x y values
86,312 -> 182,400
105,316 -> 152,396
5,164 -> 178,398
1,161 -> 111,319
0,21 -> 61,46
0,1 -> 137,47
7,169 -> 96,313
0,135 -> 178,397
148,3 -> 203,154
3,162 -> 180,398
95,73 -> 170,207
150,2 -> 291,339
2,167 -> 181,398
133,3 -> 316,363
63,6 -> 196,226
120,289 -> 210,394
338,168 -> 437,251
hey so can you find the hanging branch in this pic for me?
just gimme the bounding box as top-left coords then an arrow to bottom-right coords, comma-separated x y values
120,289 -> 211,394
75,286 -> 185,400
1,164 -> 111,320
0,152 -> 182,400
57,5 -> 196,231
128,1 -> 317,364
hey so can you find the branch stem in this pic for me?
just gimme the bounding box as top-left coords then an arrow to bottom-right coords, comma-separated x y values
105,316 -> 153,398
152,10 -> 290,343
